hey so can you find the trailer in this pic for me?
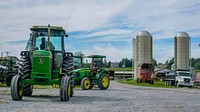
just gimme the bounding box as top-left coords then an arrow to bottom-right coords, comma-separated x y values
136,63 -> 154,84
193,73 -> 200,88
163,71 -> 175,86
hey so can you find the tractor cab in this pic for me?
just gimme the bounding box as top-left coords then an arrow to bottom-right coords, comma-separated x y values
25,25 -> 68,70
85,55 -> 106,77
73,54 -> 110,90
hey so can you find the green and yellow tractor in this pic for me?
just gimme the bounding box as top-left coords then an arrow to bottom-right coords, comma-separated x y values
10,25 -> 74,101
73,55 -> 110,90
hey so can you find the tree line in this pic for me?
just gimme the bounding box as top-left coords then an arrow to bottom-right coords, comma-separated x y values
165,58 -> 200,70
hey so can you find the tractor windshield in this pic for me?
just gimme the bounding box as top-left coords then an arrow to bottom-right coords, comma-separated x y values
26,30 -> 64,51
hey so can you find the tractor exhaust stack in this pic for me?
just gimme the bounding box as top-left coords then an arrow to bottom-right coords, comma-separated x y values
47,24 -> 51,50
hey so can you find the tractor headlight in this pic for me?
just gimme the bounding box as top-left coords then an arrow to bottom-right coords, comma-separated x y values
64,52 -> 73,57
20,51 -> 29,56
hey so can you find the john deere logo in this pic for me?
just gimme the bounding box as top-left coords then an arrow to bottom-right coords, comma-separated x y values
38,58 -> 44,64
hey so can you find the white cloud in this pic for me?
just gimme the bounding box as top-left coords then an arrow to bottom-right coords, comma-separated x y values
82,44 -> 132,62
0,0 -> 199,63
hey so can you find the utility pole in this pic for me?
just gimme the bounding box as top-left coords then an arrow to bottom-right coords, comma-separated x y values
1,52 -> 3,58
5,51 -> 9,57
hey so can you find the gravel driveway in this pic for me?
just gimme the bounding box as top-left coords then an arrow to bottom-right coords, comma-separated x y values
0,81 -> 200,112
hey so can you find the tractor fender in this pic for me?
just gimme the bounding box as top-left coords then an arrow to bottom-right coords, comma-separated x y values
95,69 -> 108,79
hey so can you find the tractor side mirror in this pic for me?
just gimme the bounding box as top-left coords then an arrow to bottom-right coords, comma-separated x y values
65,34 -> 68,38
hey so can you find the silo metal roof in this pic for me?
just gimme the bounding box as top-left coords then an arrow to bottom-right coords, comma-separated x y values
137,30 -> 151,37
176,32 -> 190,38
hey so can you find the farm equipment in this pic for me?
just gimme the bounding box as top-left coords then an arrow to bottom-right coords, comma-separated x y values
0,57 -> 18,86
163,71 -> 175,86
73,55 -> 110,90
136,63 -> 154,84
193,73 -> 200,88
10,25 -> 74,101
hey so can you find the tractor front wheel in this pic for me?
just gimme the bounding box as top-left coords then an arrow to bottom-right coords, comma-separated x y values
60,75 -> 71,101
81,77 -> 91,90
98,74 -> 110,90
11,75 -> 23,100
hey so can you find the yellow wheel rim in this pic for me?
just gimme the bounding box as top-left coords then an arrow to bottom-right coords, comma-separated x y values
84,79 -> 90,89
19,82 -> 23,96
102,76 -> 109,88
68,81 -> 71,97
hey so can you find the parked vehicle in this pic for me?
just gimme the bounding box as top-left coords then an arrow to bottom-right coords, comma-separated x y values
163,71 -> 175,86
193,73 -> 200,88
175,70 -> 193,87
136,63 -> 154,84
0,57 -> 18,86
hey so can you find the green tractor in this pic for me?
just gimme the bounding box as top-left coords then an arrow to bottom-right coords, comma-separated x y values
10,25 -> 74,101
0,57 -> 18,86
73,55 -> 110,90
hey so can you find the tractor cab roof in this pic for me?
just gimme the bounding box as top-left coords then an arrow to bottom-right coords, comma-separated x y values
86,55 -> 106,58
73,55 -> 85,59
30,26 -> 65,31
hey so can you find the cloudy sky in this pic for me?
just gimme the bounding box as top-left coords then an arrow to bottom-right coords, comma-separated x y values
0,0 -> 199,63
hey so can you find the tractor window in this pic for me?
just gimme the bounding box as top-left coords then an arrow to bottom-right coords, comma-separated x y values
35,36 -> 62,51
74,57 -> 82,69
30,30 -> 64,51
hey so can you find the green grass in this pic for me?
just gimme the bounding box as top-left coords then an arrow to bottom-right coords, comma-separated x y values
117,79 -> 177,88
196,69 -> 200,73
0,83 -> 7,87
104,67 -> 132,71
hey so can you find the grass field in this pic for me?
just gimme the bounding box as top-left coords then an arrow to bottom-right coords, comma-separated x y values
104,67 -> 132,71
196,69 -> 200,72
117,79 -> 178,88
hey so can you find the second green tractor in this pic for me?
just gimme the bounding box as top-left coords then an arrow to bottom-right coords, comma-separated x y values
73,55 -> 110,90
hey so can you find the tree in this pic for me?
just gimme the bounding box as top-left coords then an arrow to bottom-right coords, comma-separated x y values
119,58 -> 132,67
74,51 -> 85,57
152,58 -> 157,66
194,62 -> 200,70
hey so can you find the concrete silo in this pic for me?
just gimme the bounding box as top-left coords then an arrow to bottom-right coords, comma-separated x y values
133,38 -> 138,80
173,32 -> 193,87
137,31 -> 153,65
174,32 -> 190,70
133,31 -> 153,81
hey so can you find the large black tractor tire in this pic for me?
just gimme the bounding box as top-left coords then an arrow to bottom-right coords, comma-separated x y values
60,75 -> 71,101
62,56 -> 74,97
5,73 -> 15,87
81,77 -> 91,90
11,75 -> 23,100
98,73 -> 110,90
18,56 -> 33,96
